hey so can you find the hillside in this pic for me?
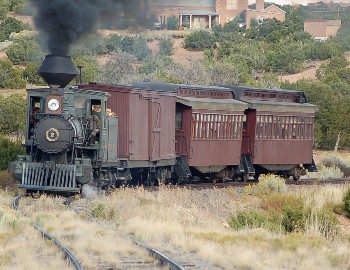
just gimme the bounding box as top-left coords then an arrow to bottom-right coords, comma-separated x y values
1,26 -> 348,85
2,13 -> 349,85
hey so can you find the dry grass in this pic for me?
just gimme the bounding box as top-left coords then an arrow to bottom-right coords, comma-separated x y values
0,171 -> 18,191
303,165 -> 344,179
0,190 -> 72,269
81,185 -> 350,270
2,175 -> 350,269
320,153 -> 350,177
18,195 -> 154,269
310,151 -> 350,178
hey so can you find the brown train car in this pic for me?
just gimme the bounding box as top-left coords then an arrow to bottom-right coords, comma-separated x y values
176,94 -> 248,179
79,84 -> 177,168
133,82 -> 249,181
227,85 -> 319,180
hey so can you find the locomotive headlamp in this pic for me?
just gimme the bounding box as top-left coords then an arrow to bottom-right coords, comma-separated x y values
48,98 -> 60,111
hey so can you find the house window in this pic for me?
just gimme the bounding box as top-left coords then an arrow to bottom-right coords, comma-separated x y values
227,0 -> 237,10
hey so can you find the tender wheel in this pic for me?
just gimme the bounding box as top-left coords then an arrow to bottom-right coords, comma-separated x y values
232,175 -> 239,182
241,173 -> 248,182
293,170 -> 301,181
282,172 -> 290,180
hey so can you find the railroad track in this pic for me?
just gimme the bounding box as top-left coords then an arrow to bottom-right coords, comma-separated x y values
12,177 -> 350,269
15,195 -> 181,270
65,196 -> 187,270
66,196 -> 221,270
140,177 -> 350,190
13,196 -> 83,270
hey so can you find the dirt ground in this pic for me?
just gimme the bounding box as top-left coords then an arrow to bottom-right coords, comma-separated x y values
171,38 -> 204,65
279,51 -> 350,83
278,61 -> 322,83
0,51 -> 7,60
7,12 -> 34,28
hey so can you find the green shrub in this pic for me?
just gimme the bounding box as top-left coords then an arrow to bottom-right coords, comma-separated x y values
7,0 -> 26,14
166,15 -> 179,30
88,201 -> 116,220
139,55 -> 175,75
0,93 -> 26,135
0,17 -> 28,42
132,37 -> 152,61
158,37 -> 174,56
73,54 -> 99,84
105,34 -> 122,53
184,30 -> 216,50
343,188 -> 350,217
0,60 -> 26,89
321,154 -> 350,177
281,197 -> 305,233
0,136 -> 25,171
244,174 -> 287,195
23,62 -> 45,85
0,5 -> 7,21
229,210 -> 272,230
121,36 -> 135,54
6,38 -> 43,65
231,193 -> 338,238
88,201 -> 106,218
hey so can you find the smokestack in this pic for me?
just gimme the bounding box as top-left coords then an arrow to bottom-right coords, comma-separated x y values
256,0 -> 264,10
38,55 -> 78,88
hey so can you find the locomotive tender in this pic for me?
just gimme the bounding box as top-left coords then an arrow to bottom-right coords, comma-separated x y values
9,55 -> 318,192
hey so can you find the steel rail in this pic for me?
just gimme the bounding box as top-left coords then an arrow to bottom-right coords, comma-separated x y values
173,178 -> 350,189
13,196 -> 83,270
65,196 -> 186,270
127,237 -> 186,270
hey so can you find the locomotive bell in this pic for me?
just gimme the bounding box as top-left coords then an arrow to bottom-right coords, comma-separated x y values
38,55 -> 78,88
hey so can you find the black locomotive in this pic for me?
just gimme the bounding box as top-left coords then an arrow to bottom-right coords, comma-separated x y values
9,55 -> 117,192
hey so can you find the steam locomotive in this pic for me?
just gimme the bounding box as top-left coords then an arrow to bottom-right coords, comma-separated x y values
9,55 -> 318,193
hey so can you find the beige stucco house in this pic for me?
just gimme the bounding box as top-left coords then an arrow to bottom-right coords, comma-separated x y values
304,20 -> 341,40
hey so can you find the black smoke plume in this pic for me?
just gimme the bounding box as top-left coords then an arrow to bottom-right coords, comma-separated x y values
29,0 -> 149,56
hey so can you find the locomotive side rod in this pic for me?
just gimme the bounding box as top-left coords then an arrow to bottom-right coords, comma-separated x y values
13,196 -> 83,270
